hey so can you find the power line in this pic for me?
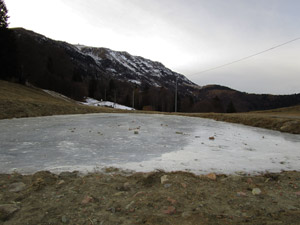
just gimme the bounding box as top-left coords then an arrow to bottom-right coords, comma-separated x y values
191,37 -> 300,75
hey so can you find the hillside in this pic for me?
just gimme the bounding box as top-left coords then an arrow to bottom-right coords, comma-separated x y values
77,45 -> 198,92
0,80 -> 121,119
192,85 -> 300,112
2,27 -> 300,113
11,28 -> 199,112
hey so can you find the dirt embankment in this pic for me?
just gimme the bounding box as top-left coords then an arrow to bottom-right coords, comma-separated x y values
1,170 -> 300,225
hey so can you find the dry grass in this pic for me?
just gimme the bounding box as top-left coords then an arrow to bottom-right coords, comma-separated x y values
0,80 -> 123,119
174,111 -> 300,134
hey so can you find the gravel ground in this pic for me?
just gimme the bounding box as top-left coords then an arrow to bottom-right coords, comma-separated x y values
1,169 -> 300,225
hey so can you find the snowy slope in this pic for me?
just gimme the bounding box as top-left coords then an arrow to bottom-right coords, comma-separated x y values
82,97 -> 135,110
76,45 -> 199,94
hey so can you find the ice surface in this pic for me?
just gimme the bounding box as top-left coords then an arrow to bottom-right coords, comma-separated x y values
0,114 -> 299,175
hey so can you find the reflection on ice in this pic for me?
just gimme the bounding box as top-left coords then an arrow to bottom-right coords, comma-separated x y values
0,113 -> 299,174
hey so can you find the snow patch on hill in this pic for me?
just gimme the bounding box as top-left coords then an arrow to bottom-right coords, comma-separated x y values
82,97 -> 135,110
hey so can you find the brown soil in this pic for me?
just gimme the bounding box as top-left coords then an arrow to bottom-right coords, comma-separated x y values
1,170 -> 300,225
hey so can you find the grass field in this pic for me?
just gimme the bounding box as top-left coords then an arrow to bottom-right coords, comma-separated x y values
1,80 -> 300,134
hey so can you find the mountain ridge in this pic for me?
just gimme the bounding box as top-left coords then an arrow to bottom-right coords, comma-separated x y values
3,27 -> 300,112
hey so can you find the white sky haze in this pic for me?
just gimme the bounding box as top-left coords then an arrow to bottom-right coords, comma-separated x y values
6,0 -> 300,94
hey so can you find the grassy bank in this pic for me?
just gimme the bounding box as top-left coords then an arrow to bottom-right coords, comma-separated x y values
175,107 -> 300,134
0,80 -> 122,119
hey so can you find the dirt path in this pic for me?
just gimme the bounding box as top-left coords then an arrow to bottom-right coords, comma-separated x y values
1,170 -> 300,225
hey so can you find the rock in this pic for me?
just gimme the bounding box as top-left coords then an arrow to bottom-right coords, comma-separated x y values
81,196 -> 93,204
129,208 -> 135,213
61,215 -> 68,223
247,178 -> 253,184
107,207 -> 116,213
209,136 -> 215,140
206,173 -> 217,181
163,206 -> 176,215
167,197 -> 177,204
140,172 -> 158,187
160,175 -> 169,184
252,188 -> 262,195
124,182 -> 130,189
0,204 -> 19,221
113,192 -> 125,196
116,182 -> 130,191
280,121 -> 299,132
229,175 -> 242,182
164,184 -> 172,188
125,201 -> 135,210
9,182 -> 26,192
286,205 -> 298,211
181,211 -> 192,218
181,183 -> 187,188
237,191 -> 247,197
57,180 -> 65,185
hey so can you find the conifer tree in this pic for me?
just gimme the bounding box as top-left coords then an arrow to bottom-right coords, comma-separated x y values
0,0 -> 8,28
0,0 -> 18,82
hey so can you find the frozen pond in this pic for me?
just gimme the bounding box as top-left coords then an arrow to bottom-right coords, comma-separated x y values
0,113 -> 299,174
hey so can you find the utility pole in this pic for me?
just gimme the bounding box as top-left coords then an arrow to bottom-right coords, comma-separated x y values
175,76 -> 178,112
132,90 -> 135,109
114,90 -> 116,107
104,89 -> 106,101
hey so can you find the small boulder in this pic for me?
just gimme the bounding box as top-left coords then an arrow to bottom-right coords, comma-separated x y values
0,204 -> 19,221
206,173 -> 217,181
236,191 -> 247,197
252,188 -> 262,195
181,183 -> 187,188
167,197 -> 177,205
161,175 -> 169,184
61,215 -> 68,223
9,182 -> 26,193
57,180 -> 65,185
163,206 -> 176,215
81,196 -> 93,204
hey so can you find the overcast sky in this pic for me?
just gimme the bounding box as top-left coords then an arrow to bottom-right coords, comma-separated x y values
6,0 -> 300,94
